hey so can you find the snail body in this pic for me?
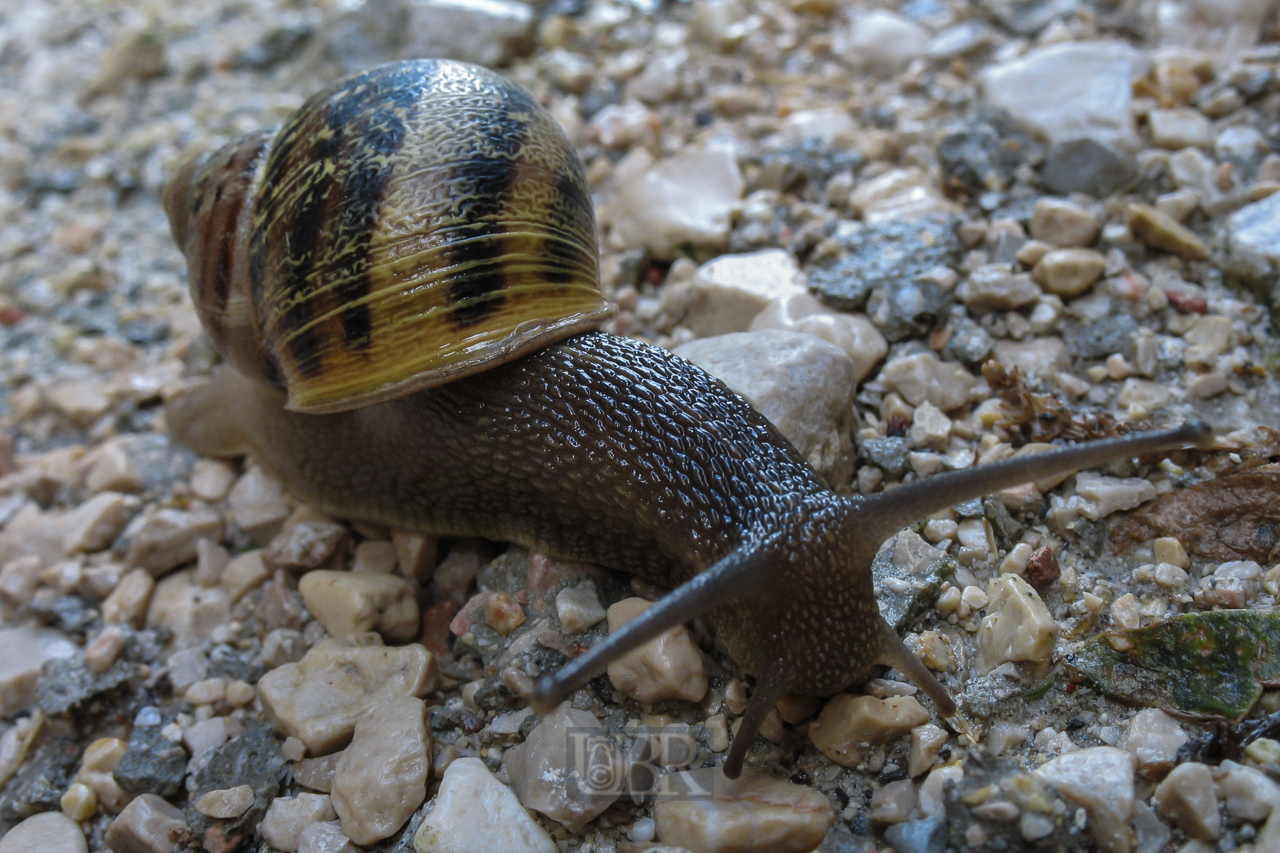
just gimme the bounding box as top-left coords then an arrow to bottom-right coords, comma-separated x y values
165,59 -> 1214,779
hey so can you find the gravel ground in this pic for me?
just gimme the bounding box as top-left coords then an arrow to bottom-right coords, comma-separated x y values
1,1 -> 1279,852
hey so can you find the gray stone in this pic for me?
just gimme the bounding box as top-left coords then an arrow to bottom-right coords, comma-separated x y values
1066,315 -> 1138,360
883,814 -> 947,853
938,122 -> 1030,195
114,718 -> 188,798
186,721 -> 289,843
944,318 -> 995,365
809,217 -> 961,311
867,279 -> 954,343
36,655 -> 137,716
859,437 -> 910,479
1041,138 -> 1136,197
0,727 -> 80,821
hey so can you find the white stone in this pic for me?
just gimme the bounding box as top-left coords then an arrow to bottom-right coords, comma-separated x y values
674,330 -> 856,486
980,41 -> 1144,148
554,582 -> 606,634
503,706 -> 619,832
975,575 -> 1056,676
1197,560 -> 1264,609
909,402 -> 952,451
0,627 -> 78,716
843,10 -> 928,75
850,168 -> 958,223
298,569 -> 420,643
414,757 -> 557,853
1033,747 -> 1136,853
1229,191 -> 1280,262
879,352 -> 981,412
228,466 -> 290,543
749,292 -> 887,383
909,724 -> 950,778
257,639 -> 436,754
683,249 -> 806,336
653,766 -> 835,853
1153,762 -> 1220,840
0,811 -> 87,853
1073,473 -> 1157,520
1218,760 -> 1280,824
607,145 -> 744,257
604,597 -> 707,704
146,569 -> 232,649
262,793 -> 337,853
331,696 -> 430,845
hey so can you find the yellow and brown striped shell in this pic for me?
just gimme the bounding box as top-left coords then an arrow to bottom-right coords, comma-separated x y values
164,59 -> 612,414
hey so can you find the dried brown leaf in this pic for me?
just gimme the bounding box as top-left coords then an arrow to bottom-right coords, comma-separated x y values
1111,464 -> 1280,563
981,361 -> 1123,444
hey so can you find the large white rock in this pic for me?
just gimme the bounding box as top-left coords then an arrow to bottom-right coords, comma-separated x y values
607,145 -> 744,257
414,757 -> 556,853
1033,747 -> 1136,853
331,696 -> 430,844
980,42 -> 1145,148
674,330 -> 857,486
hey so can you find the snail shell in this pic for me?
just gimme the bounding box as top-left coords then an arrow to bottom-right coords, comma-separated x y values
164,59 -> 613,414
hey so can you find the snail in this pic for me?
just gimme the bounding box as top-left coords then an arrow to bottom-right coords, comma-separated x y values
163,58 -> 1214,779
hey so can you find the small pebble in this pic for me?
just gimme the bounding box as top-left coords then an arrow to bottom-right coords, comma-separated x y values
298,569 -> 419,643
1032,248 -> 1106,297
195,785 -> 256,819
0,811 -> 89,853
228,466 -> 291,543
554,582 -> 606,634
975,575 -> 1056,675
604,597 -> 707,704
503,705 -> 619,831
1029,198 -> 1100,247
1153,761 -> 1220,841
104,794 -> 188,853
1127,203 -> 1209,260
298,821 -> 358,853
331,696 -> 430,845
221,550 -> 271,602
262,793 -> 337,853
1033,747 -> 1136,853
879,352 -> 981,412
683,249 -> 806,337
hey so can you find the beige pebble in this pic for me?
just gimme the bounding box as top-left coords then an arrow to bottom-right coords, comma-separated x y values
1183,315 -> 1232,356
228,466 -> 291,543
975,575 -> 1056,676
257,639 -> 435,754
293,753 -> 340,794
351,540 -> 397,574
225,679 -> 255,707
183,717 -> 230,757
0,811 -> 88,853
1029,198 -> 1100,247
262,793 -> 337,853
1218,760 -> 1280,824
331,696 -> 430,845
125,505 -> 224,575
0,554 -> 43,603
909,724 -> 949,778
909,402 -> 952,451
1127,202 -> 1209,260
956,266 -> 1041,311
1152,537 -> 1190,569
683,249 -> 806,337
879,352 -> 981,412
221,550 -> 270,602
145,570 -> 232,649
190,459 -> 237,502
414,756 -> 557,853
554,582 -> 606,634
0,626 -> 78,716
83,441 -> 143,495
391,530 -> 437,581
1032,248 -> 1106,297
61,781 -> 97,821
74,737 -> 129,813
84,625 -> 127,673
920,764 -> 964,817
298,570 -> 419,643
653,766 -> 835,853
194,538 -> 230,587
195,785 -> 256,819
705,713 -> 730,752
808,694 -> 930,767
1149,108 -> 1214,150
870,778 -> 916,824
850,167 -> 958,223
1154,562 -> 1190,588
605,597 -> 707,704
503,706 -> 619,831
282,736 -> 307,762
46,379 -> 113,427
1033,747 -> 1136,853
184,677 -> 227,706
1110,593 -> 1141,630
1154,761 -> 1220,840
103,793 -> 188,853
298,821 -> 358,853
63,492 -> 136,554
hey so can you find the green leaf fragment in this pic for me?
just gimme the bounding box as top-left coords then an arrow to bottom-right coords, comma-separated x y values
1065,610 -> 1280,721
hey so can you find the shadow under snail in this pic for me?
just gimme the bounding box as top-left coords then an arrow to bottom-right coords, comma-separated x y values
163,58 -> 1215,779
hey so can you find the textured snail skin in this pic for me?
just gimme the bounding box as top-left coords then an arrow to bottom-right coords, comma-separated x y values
165,59 -> 1217,779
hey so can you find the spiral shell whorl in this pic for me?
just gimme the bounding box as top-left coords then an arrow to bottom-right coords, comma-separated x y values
248,59 -> 610,413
